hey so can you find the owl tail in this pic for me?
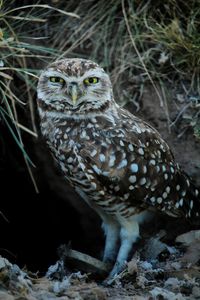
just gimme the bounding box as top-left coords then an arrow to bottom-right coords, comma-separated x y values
176,170 -> 200,224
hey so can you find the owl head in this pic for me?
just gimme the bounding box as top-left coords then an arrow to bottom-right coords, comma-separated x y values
37,58 -> 114,118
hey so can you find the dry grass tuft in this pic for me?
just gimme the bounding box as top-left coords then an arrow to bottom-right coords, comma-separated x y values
48,0 -> 200,135
0,0 -> 79,189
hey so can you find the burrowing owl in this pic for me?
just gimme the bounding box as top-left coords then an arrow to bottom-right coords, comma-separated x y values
37,58 -> 200,279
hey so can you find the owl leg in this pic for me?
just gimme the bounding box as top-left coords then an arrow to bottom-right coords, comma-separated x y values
107,220 -> 139,280
102,220 -> 120,264
90,206 -> 120,265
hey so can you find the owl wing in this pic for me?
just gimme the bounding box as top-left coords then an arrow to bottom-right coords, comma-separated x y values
79,108 -> 186,217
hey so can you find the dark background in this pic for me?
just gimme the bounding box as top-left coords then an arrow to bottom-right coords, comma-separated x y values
0,121 -> 102,273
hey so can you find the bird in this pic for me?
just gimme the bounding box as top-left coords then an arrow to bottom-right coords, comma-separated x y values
37,58 -> 200,281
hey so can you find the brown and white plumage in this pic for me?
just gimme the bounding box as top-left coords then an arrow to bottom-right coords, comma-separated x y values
37,58 -> 200,280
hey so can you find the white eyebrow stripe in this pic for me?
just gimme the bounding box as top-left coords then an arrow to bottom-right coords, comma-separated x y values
43,69 -> 63,76
41,70 -> 68,79
83,69 -> 107,79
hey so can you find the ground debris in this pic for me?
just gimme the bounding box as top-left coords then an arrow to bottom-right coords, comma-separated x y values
48,244 -> 110,278
102,230 -> 200,298
1,230 -> 200,300
143,230 -> 177,261
176,230 -> 200,246
149,287 -> 184,300
176,230 -> 200,265
0,256 -> 107,300
61,246 -> 110,274
0,256 -> 32,294
0,291 -> 15,300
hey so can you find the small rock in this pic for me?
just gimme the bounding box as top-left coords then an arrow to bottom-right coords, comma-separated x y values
170,262 -> 182,270
143,235 -> 168,260
140,261 -> 152,270
0,256 -> 12,270
0,291 -> 14,300
192,286 -> 200,298
164,277 -> 181,291
176,230 -> 200,246
165,277 -> 179,285
150,287 -> 184,300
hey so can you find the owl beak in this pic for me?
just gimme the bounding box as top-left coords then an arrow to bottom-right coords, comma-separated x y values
68,83 -> 81,105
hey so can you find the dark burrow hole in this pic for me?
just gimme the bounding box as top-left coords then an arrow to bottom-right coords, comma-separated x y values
0,123 -> 103,274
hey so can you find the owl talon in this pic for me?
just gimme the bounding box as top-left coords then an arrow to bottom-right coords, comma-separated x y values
102,262 -> 126,286
110,263 -> 125,278
102,277 -> 116,286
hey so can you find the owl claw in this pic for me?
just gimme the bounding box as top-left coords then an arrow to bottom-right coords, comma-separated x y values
102,276 -> 116,286
102,261 -> 127,286
109,261 -> 126,278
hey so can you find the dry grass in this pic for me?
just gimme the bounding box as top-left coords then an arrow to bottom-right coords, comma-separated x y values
0,0 -> 79,189
46,0 -> 200,137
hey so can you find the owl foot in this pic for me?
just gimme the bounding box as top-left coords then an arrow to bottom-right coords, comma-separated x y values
102,261 -> 126,286
101,219 -> 141,285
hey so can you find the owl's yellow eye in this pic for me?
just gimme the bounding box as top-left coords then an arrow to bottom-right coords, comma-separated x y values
49,77 -> 65,84
83,77 -> 99,85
